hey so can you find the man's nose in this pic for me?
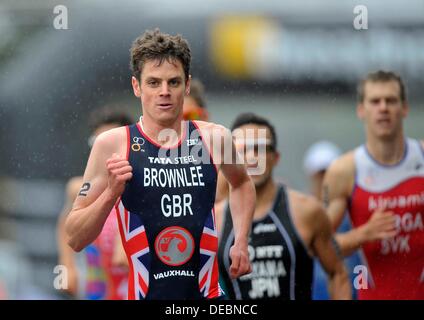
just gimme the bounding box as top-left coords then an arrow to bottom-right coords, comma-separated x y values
378,99 -> 389,111
160,82 -> 170,96
244,147 -> 258,166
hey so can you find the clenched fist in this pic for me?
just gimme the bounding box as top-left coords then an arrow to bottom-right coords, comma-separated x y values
229,241 -> 252,279
106,153 -> 133,199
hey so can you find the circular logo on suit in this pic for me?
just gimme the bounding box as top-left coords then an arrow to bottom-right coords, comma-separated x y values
155,226 -> 194,266
131,136 -> 145,152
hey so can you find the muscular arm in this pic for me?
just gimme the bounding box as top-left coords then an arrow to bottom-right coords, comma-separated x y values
309,201 -> 351,300
215,171 -> 229,203
323,154 -> 396,257
323,156 -> 363,257
220,160 -> 255,245
195,121 -> 254,278
65,128 -> 131,252
216,126 -> 255,278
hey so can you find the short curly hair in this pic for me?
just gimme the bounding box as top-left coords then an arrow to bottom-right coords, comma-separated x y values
130,28 -> 191,82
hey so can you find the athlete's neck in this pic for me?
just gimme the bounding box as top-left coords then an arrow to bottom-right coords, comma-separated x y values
366,133 -> 406,165
139,115 -> 185,147
254,178 -> 278,220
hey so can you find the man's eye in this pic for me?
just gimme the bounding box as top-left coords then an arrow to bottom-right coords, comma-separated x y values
387,98 -> 398,105
169,79 -> 180,86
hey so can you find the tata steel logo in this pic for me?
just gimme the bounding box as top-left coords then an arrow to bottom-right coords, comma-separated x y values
154,226 -> 194,266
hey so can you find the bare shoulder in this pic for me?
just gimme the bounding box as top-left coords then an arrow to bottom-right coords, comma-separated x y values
92,126 -> 128,157
289,189 -> 330,237
324,151 -> 355,193
81,126 -> 128,183
327,151 -> 355,179
421,140 -> 424,149
94,126 -> 127,146
289,189 -> 325,222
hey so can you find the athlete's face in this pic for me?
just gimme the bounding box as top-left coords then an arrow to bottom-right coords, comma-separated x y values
132,58 -> 190,125
357,80 -> 408,140
233,124 -> 279,188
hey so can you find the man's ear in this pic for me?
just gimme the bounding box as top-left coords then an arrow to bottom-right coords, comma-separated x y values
273,151 -> 281,166
402,102 -> 409,119
356,103 -> 365,120
132,76 -> 141,98
185,75 -> 192,96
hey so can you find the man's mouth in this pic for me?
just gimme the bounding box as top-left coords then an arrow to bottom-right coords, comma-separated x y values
158,103 -> 173,110
377,118 -> 391,125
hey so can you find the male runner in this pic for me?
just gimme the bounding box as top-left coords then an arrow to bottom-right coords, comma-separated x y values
218,113 -> 351,300
323,70 -> 424,299
65,29 -> 255,300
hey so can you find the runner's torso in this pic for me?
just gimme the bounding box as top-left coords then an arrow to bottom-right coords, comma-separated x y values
350,138 -> 424,299
117,121 -> 223,300
218,184 -> 313,300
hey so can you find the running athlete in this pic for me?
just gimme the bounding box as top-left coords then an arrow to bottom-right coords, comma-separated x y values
217,113 -> 351,300
113,78 -> 213,270
323,70 -> 424,299
65,29 -> 255,300
57,107 -> 132,299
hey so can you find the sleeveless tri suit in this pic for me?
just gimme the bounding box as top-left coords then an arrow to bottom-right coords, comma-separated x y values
218,184 -> 313,300
349,138 -> 424,299
115,121 -> 224,300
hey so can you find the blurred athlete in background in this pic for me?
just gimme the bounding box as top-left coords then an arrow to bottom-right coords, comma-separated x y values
218,113 -> 351,300
324,70 -> 424,299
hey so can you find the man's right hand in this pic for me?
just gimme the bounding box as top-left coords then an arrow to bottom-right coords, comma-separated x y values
106,153 -> 133,199
361,209 -> 398,242
229,240 -> 252,279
